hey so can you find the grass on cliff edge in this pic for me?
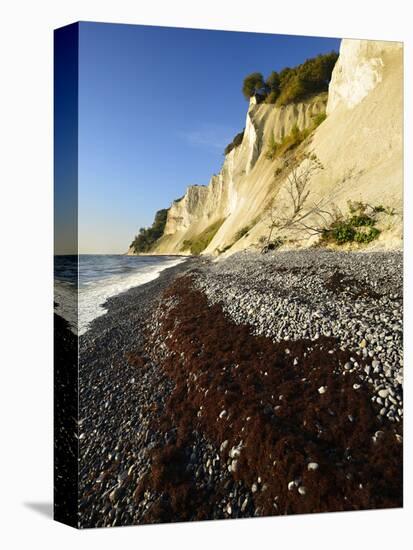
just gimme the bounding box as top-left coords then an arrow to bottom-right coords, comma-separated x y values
181,219 -> 225,255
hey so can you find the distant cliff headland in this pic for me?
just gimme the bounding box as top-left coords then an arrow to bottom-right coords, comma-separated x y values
129,40 -> 402,256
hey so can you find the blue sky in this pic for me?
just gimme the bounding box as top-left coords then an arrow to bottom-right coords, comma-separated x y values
78,22 -> 340,253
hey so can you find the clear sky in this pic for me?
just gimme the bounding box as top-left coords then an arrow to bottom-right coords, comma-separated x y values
78,22 -> 341,254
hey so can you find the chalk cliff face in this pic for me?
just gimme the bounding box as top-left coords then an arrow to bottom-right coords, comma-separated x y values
162,93 -> 327,238
139,39 -> 403,256
327,39 -> 391,113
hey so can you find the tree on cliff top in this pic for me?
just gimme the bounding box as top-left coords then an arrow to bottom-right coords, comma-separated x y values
242,72 -> 266,99
265,71 -> 281,103
243,51 -> 339,105
276,52 -> 338,105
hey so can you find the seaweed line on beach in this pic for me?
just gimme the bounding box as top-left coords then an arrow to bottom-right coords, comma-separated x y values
77,252 -> 402,527
133,273 -> 402,523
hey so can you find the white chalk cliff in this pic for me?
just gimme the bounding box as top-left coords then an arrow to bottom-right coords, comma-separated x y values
134,39 -> 403,255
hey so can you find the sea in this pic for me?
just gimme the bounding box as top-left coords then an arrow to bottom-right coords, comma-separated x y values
54,255 -> 187,335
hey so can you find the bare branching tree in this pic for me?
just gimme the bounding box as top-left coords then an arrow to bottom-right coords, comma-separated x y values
262,153 -> 338,253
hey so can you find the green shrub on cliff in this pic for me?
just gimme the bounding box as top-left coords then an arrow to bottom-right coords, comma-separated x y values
130,208 -> 169,253
242,52 -> 338,106
276,52 -> 338,106
265,111 -> 327,161
234,224 -> 253,241
321,202 -> 382,245
312,112 -> 327,127
224,130 -> 245,155
265,124 -> 312,160
264,71 -> 281,103
181,219 -> 225,255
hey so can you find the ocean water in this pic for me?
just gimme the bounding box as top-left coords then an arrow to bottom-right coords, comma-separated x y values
54,255 -> 187,335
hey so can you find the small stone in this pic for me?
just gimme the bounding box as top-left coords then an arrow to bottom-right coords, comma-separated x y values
220,440 -> 229,452
378,389 -> 389,399
118,471 -> 128,483
353,384 -> 361,390
251,483 -> 258,493
298,486 -> 307,495
288,481 -> 295,491
307,462 -> 319,471
318,386 -> 327,394
219,410 -> 227,419
241,497 -> 249,512
96,472 -> 106,483
109,486 -> 121,503
229,444 -> 242,458
359,339 -> 367,348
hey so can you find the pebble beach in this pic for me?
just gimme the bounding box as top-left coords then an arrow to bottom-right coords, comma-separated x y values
77,250 -> 403,527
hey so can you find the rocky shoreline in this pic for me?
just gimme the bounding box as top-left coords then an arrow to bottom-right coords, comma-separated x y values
78,258 -> 200,527
78,250 -> 403,528
196,250 -> 403,424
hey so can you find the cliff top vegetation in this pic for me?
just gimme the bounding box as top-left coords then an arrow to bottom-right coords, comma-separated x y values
242,51 -> 338,106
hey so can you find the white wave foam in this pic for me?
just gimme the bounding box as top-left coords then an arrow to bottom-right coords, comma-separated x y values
78,257 -> 186,335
